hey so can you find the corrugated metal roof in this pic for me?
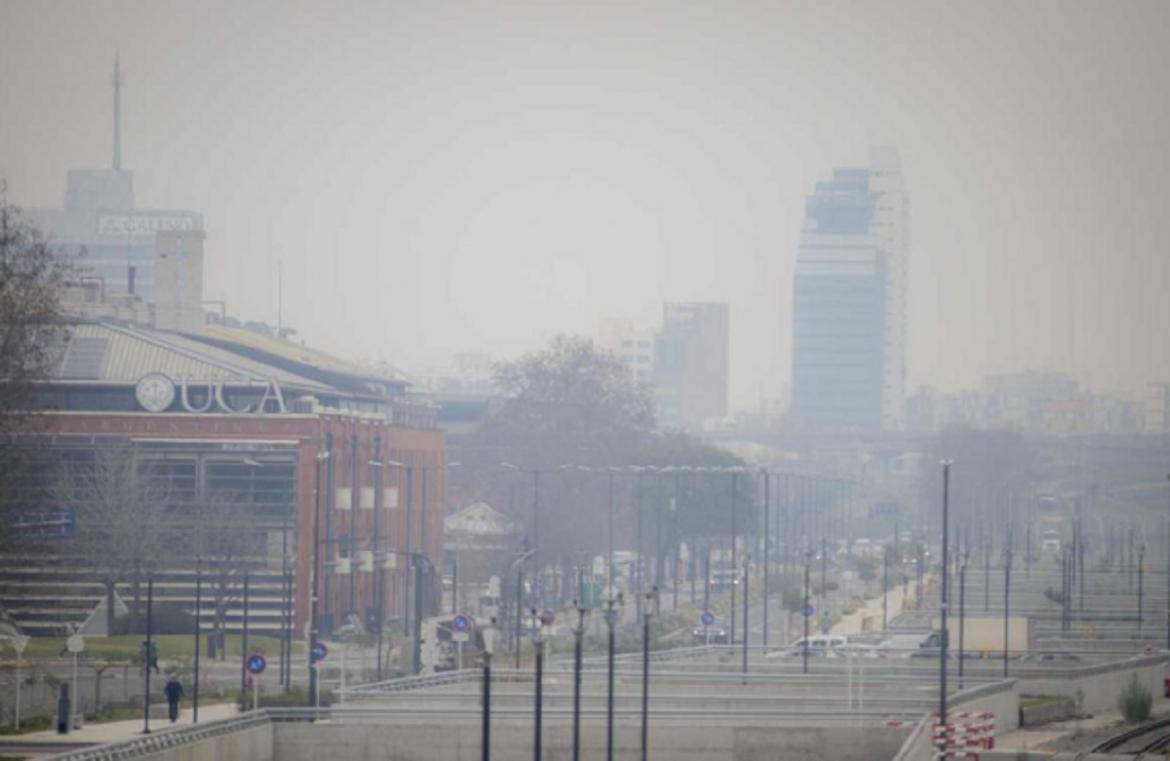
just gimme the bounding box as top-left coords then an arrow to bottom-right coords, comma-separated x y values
203,324 -> 410,385
53,323 -> 331,390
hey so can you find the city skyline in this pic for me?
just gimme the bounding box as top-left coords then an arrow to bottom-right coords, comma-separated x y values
3,1 -> 1169,410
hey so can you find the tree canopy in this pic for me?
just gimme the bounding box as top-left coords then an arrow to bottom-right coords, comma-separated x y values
450,334 -> 753,567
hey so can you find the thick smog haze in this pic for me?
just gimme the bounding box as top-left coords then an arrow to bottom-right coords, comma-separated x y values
2,0 -> 1168,407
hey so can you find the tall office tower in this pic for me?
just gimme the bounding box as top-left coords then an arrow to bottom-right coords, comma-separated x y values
790,148 -> 907,431
653,302 -> 730,430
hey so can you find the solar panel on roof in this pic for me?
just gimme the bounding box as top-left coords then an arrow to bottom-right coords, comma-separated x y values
59,337 -> 108,379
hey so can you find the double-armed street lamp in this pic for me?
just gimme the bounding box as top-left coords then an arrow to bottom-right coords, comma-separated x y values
604,593 -> 624,761
641,586 -> 658,761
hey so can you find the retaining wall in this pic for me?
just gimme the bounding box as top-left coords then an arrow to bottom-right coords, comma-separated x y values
1015,654 -> 1168,714
273,721 -> 910,761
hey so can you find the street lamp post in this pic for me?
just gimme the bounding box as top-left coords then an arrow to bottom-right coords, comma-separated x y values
509,549 -> 535,669
1003,538 -> 1012,679
958,548 -> 969,691
803,551 -> 811,675
938,460 -> 952,753
532,610 -> 544,761
193,560 -> 201,723
142,577 -> 154,735
741,558 -> 749,681
481,622 -> 495,761
762,469 -> 770,648
730,471 -> 738,644
605,594 -> 623,761
308,450 -> 329,708
641,586 -> 657,761
572,602 -> 588,761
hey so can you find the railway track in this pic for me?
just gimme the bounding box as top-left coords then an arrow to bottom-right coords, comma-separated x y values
1093,716 -> 1170,754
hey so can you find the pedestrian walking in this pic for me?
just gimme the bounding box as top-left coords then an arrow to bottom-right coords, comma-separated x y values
164,676 -> 184,722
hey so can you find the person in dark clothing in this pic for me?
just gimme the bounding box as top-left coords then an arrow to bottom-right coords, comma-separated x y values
163,676 -> 184,722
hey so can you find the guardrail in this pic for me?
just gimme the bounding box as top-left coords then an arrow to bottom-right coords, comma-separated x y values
41,711 -> 272,761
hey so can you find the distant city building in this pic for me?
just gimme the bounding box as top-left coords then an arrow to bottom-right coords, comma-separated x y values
23,58 -> 204,309
596,317 -> 655,384
653,302 -> 729,430
790,148 -> 907,432
906,371 -> 1146,435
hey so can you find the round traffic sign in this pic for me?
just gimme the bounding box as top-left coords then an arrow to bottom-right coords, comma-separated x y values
66,634 -> 85,654
246,653 -> 267,675
538,609 -> 556,627
452,614 -> 471,633
700,610 -> 715,626
801,604 -> 815,618
310,642 -> 328,662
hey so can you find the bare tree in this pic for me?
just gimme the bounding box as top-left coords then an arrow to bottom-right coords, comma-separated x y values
53,448 -> 172,632
193,491 -> 261,658
0,192 -> 71,497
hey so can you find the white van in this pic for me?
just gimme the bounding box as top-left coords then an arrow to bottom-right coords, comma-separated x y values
784,635 -> 847,656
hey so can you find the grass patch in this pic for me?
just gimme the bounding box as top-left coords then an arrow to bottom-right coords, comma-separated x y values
0,715 -> 53,735
1020,694 -> 1069,708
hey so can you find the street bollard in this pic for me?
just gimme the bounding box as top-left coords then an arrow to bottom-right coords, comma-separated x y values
56,684 -> 70,734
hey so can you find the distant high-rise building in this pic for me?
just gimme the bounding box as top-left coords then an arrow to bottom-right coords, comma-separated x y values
790,148 -> 907,431
653,302 -> 729,430
596,317 -> 655,385
23,57 -> 204,306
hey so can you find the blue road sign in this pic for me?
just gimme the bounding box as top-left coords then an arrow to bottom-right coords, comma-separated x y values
246,653 -> 267,675
452,614 -> 471,633
801,604 -> 815,618
310,642 -> 328,662
700,610 -> 715,626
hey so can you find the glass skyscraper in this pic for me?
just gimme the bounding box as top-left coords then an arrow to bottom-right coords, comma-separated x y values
790,148 -> 907,431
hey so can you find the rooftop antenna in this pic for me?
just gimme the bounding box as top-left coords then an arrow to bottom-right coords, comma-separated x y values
112,55 -> 122,171
277,259 -> 283,337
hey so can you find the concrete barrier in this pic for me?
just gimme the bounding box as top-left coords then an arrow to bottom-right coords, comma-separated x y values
1014,654 -> 1168,714
1019,696 -> 1075,726
273,721 -> 911,761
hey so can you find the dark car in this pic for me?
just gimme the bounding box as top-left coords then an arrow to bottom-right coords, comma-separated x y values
693,618 -> 730,644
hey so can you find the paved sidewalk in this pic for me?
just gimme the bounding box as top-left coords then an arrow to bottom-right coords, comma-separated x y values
16,701 -> 240,748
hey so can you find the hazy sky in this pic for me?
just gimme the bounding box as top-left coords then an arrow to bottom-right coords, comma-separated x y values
2,1 -> 1168,409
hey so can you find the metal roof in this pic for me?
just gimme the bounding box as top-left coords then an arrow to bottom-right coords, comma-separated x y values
53,323 -> 333,390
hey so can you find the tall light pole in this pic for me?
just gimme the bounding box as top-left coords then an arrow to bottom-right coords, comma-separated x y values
741,558 -> 749,681
481,621 -> 495,761
641,586 -> 657,761
532,609 -> 544,761
605,593 -> 623,761
802,551 -> 811,675
308,449 -> 329,708
730,470 -> 738,644
762,469 -> 770,647
938,460 -> 952,751
571,602 -> 588,761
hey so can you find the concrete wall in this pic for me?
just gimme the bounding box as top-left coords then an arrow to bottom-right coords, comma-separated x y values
1016,654 -> 1168,714
274,722 -> 910,761
135,722 -> 273,761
